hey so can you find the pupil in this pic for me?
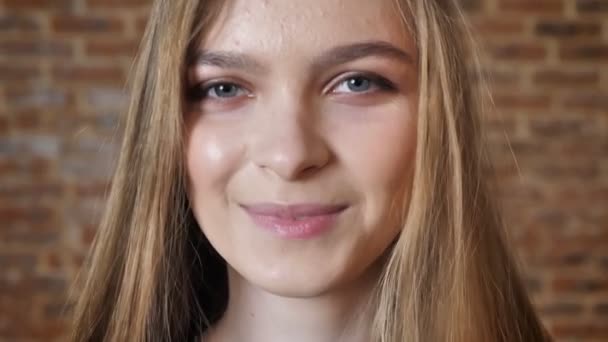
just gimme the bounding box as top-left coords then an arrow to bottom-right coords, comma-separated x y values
217,84 -> 236,97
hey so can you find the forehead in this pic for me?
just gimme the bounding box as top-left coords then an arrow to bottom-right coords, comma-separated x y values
200,0 -> 413,58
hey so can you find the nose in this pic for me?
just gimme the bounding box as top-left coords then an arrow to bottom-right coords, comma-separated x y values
247,96 -> 331,181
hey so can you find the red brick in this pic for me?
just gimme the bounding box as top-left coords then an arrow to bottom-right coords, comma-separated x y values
81,225 -> 97,245
51,15 -> 124,35
0,253 -> 37,270
86,0 -> 149,8
528,116 -> 595,138
0,15 -> 40,32
540,302 -> 584,316
0,157 -> 54,178
552,277 -> 608,293
478,68 -> 522,88
486,42 -> 547,61
492,93 -> 552,110
74,182 -> 110,197
5,88 -> 71,110
456,0 -> 484,12
472,17 -> 524,35
0,160 -> 19,175
0,206 -> 55,224
552,322 -> 608,339
533,69 -> 599,87
20,319 -> 67,340
594,303 -> 608,315
558,141 -> 607,158
85,39 -> 139,57
43,300 -> 72,318
135,14 -> 149,33
560,43 -> 608,62
2,229 -> 61,245
563,92 -> 608,110
543,244 -> 591,267
0,183 -> 63,201
576,0 -> 608,13
52,64 -> 125,84
0,64 -> 41,81
13,110 -> 42,130
529,158 -> 600,181
0,40 -> 73,58
535,20 -> 601,38
0,117 -> 9,135
72,254 -> 86,269
498,0 -> 564,14
2,0 -> 73,10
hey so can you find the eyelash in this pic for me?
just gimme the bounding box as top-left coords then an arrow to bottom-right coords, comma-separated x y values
186,72 -> 396,103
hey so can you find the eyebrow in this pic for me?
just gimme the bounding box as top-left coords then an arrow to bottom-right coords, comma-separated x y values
190,40 -> 415,73
311,40 -> 415,72
190,50 -> 267,72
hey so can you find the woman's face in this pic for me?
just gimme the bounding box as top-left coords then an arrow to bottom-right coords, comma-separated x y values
185,0 -> 418,297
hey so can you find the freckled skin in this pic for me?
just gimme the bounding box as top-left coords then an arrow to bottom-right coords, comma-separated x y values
186,0 -> 418,305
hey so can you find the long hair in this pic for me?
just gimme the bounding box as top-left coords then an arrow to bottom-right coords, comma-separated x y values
70,0 -> 550,341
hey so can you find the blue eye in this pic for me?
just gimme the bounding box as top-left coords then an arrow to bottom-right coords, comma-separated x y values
187,82 -> 248,102
332,74 -> 395,94
346,77 -> 371,92
206,83 -> 244,98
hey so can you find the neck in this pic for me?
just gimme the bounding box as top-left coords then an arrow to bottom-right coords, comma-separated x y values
203,265 -> 381,342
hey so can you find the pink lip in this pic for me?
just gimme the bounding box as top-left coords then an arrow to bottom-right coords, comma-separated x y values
240,203 -> 348,239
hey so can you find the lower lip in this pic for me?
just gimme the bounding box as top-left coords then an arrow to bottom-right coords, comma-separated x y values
244,209 -> 346,239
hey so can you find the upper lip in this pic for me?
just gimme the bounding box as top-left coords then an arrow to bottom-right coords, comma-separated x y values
240,202 -> 349,219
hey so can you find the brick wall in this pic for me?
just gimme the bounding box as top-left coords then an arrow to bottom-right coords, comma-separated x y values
0,0 -> 606,341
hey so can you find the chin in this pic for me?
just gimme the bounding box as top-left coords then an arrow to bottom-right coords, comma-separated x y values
258,278 -> 338,298
231,262 -> 349,298
243,257 -> 380,300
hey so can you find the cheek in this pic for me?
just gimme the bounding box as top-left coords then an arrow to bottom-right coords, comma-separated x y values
327,102 -> 417,229
332,106 -> 417,194
356,129 -> 415,187
186,121 -> 245,211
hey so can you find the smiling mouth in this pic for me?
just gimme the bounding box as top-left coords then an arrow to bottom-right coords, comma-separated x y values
239,202 -> 349,218
240,203 -> 349,239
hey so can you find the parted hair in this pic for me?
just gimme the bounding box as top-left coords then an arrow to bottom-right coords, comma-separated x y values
70,1 -> 551,341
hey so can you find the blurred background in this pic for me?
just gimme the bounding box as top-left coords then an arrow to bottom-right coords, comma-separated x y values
0,0 -> 606,341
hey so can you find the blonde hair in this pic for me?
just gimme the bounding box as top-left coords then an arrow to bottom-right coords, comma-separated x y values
70,0 -> 550,341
